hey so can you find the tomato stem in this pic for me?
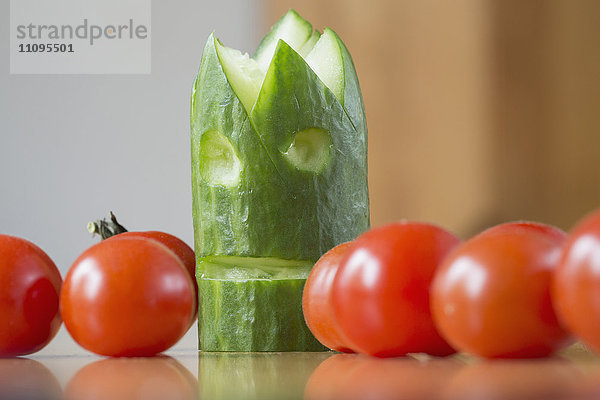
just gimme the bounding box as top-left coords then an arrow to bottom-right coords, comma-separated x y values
88,211 -> 129,240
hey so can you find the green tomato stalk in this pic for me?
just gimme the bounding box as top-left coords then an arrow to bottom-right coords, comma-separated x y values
87,212 -> 128,240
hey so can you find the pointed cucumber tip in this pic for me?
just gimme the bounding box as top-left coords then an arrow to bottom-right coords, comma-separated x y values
214,37 -> 264,114
305,28 -> 345,104
254,9 -> 313,71
298,29 -> 322,57
286,9 -> 304,19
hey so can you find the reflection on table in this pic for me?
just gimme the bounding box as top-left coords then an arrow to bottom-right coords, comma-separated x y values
198,352 -> 330,400
64,356 -> 197,400
2,347 -> 600,399
0,358 -> 61,400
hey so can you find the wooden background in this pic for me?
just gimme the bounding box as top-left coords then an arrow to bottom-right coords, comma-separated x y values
263,0 -> 600,237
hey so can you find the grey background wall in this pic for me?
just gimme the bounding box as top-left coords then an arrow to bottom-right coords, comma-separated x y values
0,0 -> 262,354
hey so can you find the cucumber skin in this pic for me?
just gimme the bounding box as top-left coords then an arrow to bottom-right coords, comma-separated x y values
191,35 -> 369,261
250,39 -> 369,259
332,29 -> 368,136
198,276 -> 327,352
191,34 -> 276,258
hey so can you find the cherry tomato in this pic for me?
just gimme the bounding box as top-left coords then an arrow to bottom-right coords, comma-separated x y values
60,237 -> 195,357
331,222 -> 460,357
64,357 -> 197,400
303,242 -> 355,352
0,235 -> 62,357
553,209 -> 600,354
431,222 -> 571,358
108,231 -> 198,324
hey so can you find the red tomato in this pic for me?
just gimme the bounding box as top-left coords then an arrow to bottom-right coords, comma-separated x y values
0,235 -> 62,357
108,231 -> 198,324
553,209 -> 600,354
303,242 -> 355,352
431,222 -> 571,358
60,237 -> 195,357
331,222 -> 460,357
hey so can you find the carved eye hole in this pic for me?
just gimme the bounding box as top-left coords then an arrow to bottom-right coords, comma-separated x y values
198,131 -> 242,187
283,128 -> 332,174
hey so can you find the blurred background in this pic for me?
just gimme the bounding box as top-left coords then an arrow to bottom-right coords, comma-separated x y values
1,0 -> 599,353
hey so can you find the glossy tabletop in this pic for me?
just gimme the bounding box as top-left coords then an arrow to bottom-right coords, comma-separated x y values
4,344 -> 600,400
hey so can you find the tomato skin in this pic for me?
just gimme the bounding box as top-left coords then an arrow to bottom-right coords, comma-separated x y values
60,237 -> 195,357
331,222 -> 460,357
0,235 -> 62,357
303,242 -> 355,353
107,231 -> 198,323
431,222 -> 571,358
553,210 -> 600,354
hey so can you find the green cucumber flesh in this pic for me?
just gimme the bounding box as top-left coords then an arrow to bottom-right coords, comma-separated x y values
298,29 -> 321,57
197,130 -> 242,187
215,40 -> 263,114
305,28 -> 345,104
282,127 -> 332,173
198,255 -> 312,280
253,10 -> 313,72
